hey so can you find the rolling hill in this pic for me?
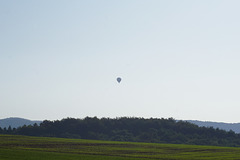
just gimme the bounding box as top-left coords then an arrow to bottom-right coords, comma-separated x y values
0,117 -> 42,128
186,120 -> 240,133
1,117 -> 240,134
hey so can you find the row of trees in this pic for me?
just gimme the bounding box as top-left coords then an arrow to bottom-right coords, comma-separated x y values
1,117 -> 240,147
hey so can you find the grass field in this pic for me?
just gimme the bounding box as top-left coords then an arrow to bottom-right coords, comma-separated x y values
0,134 -> 240,160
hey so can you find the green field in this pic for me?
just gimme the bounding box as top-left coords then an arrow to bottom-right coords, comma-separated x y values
0,134 -> 240,160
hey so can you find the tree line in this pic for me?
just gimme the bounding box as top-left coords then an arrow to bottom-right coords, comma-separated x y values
1,117 -> 240,147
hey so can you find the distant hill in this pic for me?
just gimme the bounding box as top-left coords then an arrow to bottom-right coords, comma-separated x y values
0,117 -> 42,128
186,120 -> 240,133
1,117 -> 239,134
3,117 -> 240,147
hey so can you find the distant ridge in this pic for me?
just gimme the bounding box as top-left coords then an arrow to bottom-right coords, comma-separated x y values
4,117 -> 240,147
0,117 -> 42,128
1,117 -> 239,134
186,120 -> 240,133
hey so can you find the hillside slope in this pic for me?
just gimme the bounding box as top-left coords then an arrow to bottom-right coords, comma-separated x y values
1,134 -> 240,160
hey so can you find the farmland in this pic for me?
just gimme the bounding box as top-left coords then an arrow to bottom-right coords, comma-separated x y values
0,134 -> 240,160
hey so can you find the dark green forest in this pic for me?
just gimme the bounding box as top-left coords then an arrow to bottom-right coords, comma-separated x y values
1,117 -> 240,147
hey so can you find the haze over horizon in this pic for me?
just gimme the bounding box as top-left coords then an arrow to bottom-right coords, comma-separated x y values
1,1 -> 240,123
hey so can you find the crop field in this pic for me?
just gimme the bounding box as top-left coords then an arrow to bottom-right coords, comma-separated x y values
0,134 -> 240,160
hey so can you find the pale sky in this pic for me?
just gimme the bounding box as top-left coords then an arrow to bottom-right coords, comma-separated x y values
1,0 -> 240,122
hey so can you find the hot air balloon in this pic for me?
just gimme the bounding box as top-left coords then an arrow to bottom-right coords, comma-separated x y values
117,77 -> 121,83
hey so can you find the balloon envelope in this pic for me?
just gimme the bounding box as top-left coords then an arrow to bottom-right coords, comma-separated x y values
117,77 -> 121,83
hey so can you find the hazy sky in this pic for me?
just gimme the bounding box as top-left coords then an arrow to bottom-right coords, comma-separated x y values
1,0 -> 240,122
